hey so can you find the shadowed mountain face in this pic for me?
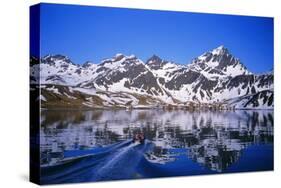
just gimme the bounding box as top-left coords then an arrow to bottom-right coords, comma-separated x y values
30,46 -> 273,109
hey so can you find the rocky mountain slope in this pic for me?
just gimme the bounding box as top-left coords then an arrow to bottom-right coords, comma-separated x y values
30,46 -> 274,109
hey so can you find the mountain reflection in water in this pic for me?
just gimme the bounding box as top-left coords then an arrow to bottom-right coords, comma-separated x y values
39,109 -> 273,183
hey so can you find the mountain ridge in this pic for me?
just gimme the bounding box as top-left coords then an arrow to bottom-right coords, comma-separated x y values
30,46 -> 274,109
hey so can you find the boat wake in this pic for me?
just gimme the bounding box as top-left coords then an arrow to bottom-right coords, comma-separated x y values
40,140 -> 153,184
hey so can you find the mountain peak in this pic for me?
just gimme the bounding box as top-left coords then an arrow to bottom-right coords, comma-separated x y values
42,54 -> 69,60
196,45 -> 230,62
191,45 -> 250,77
41,54 -> 74,65
217,45 -> 225,50
113,53 -> 125,62
82,61 -> 95,68
114,53 -> 137,61
211,45 -> 229,55
146,54 -> 162,65
115,53 -> 125,58
146,55 -> 173,70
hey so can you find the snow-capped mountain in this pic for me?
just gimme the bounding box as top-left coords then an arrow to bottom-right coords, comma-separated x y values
189,45 -> 250,78
78,54 -> 167,96
31,54 -> 98,85
30,45 -> 274,109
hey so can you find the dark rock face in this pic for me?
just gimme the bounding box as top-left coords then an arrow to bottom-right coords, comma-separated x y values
256,74 -> 273,88
215,52 -> 236,70
82,61 -> 94,68
208,69 -> 225,75
165,70 -> 201,90
158,77 -> 165,85
227,75 -> 255,90
96,67 -> 108,73
194,76 -> 218,93
75,68 -> 82,74
146,55 -> 169,70
131,71 -> 164,95
245,90 -> 273,108
45,75 -> 65,83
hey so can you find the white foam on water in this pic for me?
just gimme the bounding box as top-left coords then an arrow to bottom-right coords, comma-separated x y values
98,142 -> 140,172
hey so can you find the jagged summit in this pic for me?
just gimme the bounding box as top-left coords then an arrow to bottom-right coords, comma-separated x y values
82,61 -> 96,68
197,45 -> 230,60
217,45 -> 225,49
113,53 -> 126,62
190,45 -> 250,77
147,54 -> 162,64
113,53 -> 136,59
146,54 -> 174,70
101,53 -> 138,64
41,54 -> 74,65
211,45 -> 229,55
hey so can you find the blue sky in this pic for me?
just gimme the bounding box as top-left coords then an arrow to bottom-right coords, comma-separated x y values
39,3 -> 273,73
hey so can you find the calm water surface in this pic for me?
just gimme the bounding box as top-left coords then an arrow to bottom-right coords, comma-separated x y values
39,109 -> 273,184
